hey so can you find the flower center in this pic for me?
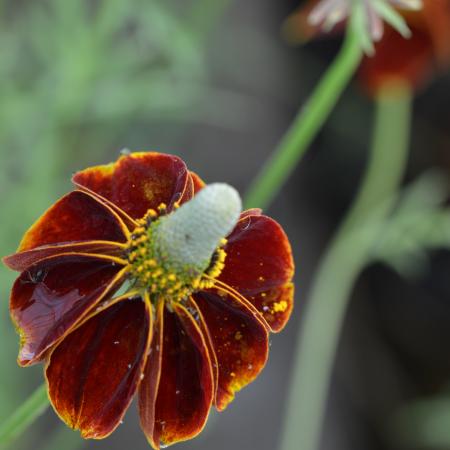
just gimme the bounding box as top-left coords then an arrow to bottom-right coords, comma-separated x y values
125,203 -> 227,302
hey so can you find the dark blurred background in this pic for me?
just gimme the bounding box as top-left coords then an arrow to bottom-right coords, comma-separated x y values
1,1 -> 450,450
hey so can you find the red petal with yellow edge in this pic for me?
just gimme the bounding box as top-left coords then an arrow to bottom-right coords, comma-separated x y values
240,208 -> 262,219
46,298 -> 151,439
139,301 -> 164,450
4,241 -> 124,272
139,303 -> 214,449
72,152 -> 192,220
189,171 -> 205,193
17,191 -> 128,254
10,253 -> 126,366
218,213 -> 294,332
186,296 -> 219,398
193,289 -> 269,412
359,27 -> 433,93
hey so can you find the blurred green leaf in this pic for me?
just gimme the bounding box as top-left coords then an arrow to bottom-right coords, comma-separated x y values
373,171 -> 450,278
392,392 -> 450,448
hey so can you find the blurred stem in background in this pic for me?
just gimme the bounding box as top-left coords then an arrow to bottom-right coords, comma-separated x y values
0,385 -> 48,447
244,26 -> 362,210
280,84 -> 413,450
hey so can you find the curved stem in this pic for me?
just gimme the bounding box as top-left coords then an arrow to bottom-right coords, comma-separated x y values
279,84 -> 413,450
0,383 -> 48,446
244,28 -> 362,209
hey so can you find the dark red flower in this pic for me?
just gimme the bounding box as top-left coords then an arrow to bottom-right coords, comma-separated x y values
3,152 -> 294,449
359,0 -> 450,93
285,0 -> 450,92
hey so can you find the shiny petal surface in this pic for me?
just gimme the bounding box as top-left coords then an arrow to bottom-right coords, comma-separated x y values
10,254 -> 126,366
139,301 -> 164,450
46,298 -> 151,439
219,214 -> 294,332
4,241 -> 124,272
187,296 -> 219,398
193,290 -> 269,411
139,303 -> 214,449
72,152 -> 192,219
17,191 -> 128,253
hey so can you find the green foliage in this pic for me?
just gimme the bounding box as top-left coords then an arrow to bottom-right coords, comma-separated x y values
392,392 -> 450,448
373,172 -> 450,278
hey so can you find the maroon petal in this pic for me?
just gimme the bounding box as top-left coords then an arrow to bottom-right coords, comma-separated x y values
4,241 -> 124,272
193,289 -> 269,411
10,253 -> 126,366
139,301 -> 164,449
139,302 -> 214,449
72,152 -> 193,220
186,296 -> 219,399
219,213 -> 294,332
240,208 -> 262,219
190,171 -> 205,193
16,191 -> 128,254
46,297 -> 152,439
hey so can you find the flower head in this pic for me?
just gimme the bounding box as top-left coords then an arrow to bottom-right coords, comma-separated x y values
290,0 -> 421,52
359,0 -> 450,92
3,152 -> 294,448
285,0 -> 450,91
309,0 -> 421,42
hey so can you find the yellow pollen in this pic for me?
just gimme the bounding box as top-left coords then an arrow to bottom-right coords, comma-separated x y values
125,203 -> 228,303
273,300 -> 288,313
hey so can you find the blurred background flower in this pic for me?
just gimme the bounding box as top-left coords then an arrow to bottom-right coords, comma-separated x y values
285,0 -> 450,91
1,1 -> 450,450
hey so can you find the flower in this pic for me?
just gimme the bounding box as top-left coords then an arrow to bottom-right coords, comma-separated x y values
3,152 -> 294,449
307,0 -> 421,43
359,0 -> 450,92
284,0 -> 450,92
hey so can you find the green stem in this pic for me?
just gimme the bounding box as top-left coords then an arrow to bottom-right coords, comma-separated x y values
244,27 -> 362,210
279,84 -> 413,450
0,383 -> 48,447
